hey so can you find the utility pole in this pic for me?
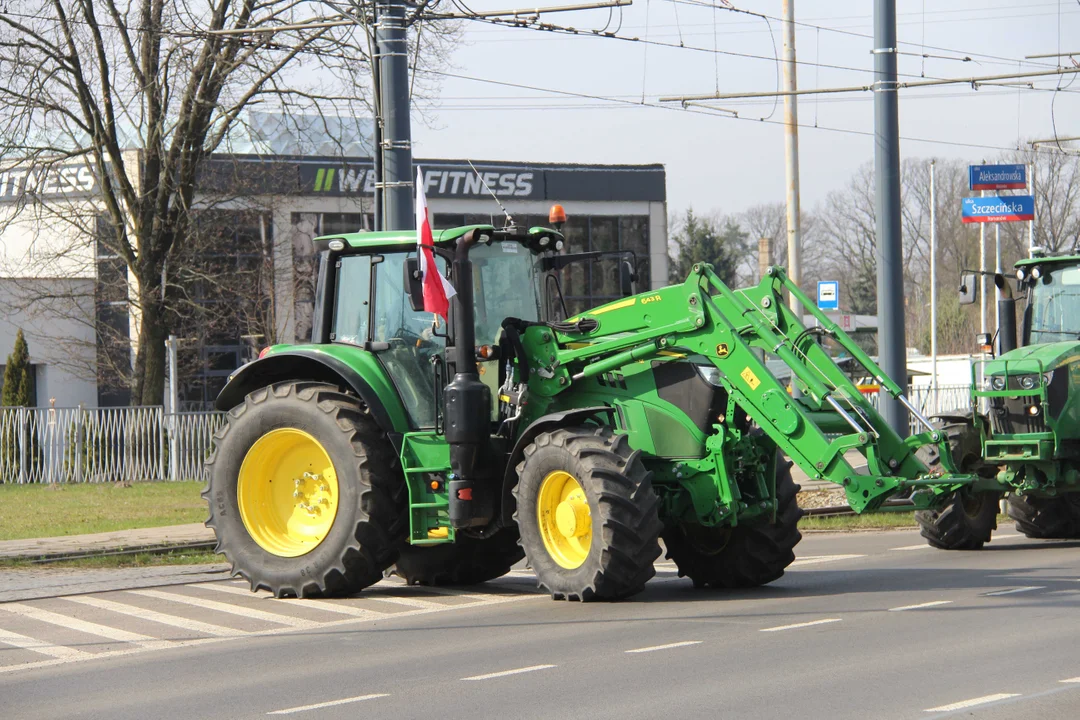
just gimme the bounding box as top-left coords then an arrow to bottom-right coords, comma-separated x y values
782,0 -> 802,316
375,0 -> 415,231
873,0 -> 907,434
930,161 -> 937,412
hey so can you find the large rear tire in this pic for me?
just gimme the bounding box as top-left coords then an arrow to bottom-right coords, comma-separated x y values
513,426 -> 662,601
662,457 -> 803,589
915,422 -> 1001,550
204,381 -> 406,598
392,530 -> 525,586
1007,493 -> 1080,539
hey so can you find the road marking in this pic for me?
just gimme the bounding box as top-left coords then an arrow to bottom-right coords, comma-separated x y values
1060,677 -> 1080,684
888,601 -> 953,612
65,596 -> 248,637
760,618 -> 841,632
462,664 -> 557,681
0,604 -> 171,650
890,544 -> 931,551
267,693 -> 389,715
128,589 -> 321,629
626,641 -> 702,654
984,586 -> 1045,596
193,583 -> 392,619
0,628 -> 92,660
924,693 -> 1020,712
789,554 -> 866,567
993,533 -> 1020,539
363,595 -> 446,610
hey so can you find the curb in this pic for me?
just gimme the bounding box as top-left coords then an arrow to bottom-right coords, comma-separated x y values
2,540 -> 218,564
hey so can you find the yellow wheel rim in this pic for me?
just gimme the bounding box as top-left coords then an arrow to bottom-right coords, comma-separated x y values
237,428 -> 339,558
537,470 -> 591,569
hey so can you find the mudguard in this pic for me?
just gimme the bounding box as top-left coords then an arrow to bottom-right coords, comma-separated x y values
498,406 -> 616,525
214,349 -> 410,434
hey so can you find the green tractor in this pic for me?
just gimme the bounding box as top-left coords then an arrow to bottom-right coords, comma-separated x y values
915,253 -> 1080,549
204,220 -> 981,601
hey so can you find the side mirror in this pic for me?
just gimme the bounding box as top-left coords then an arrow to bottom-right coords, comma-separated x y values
959,272 -> 978,305
619,260 -> 636,297
404,257 -> 425,312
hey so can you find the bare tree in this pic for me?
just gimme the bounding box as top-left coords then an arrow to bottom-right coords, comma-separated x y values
0,1 -> 456,404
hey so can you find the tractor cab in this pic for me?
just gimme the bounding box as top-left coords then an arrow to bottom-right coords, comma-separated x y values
298,221 -> 639,432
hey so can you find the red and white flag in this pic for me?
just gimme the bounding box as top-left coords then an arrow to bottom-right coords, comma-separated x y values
416,167 -> 456,319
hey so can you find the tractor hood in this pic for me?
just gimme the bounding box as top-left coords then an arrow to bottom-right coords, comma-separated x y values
985,341 -> 1080,375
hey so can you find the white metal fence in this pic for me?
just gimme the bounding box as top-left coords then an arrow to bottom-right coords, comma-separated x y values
0,407 -> 225,484
0,385 -> 975,484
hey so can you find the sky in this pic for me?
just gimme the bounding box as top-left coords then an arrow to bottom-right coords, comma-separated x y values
410,0 -> 1080,217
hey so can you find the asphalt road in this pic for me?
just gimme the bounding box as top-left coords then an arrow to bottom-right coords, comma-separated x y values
1,528 -> 1077,720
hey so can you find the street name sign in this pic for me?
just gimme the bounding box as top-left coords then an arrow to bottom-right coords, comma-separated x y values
969,164 -> 1027,191
817,280 -> 839,310
961,195 -> 1035,223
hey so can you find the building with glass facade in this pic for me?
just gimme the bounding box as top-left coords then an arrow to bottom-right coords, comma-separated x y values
0,153 -> 667,408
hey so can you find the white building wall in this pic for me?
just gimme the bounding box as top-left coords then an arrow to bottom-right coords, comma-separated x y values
0,279 -> 97,407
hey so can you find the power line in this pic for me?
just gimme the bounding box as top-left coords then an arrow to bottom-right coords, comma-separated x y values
416,67 -> 1073,156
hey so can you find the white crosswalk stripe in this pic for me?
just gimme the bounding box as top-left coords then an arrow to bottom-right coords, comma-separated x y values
65,596 -> 249,637
193,584 -> 390,620
0,627 -> 92,660
0,604 -> 172,650
127,589 -> 323,628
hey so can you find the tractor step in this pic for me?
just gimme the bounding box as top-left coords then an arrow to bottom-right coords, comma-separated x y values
400,432 -> 455,545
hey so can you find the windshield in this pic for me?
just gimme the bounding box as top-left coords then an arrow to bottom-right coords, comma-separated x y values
470,241 -> 541,344
1028,265 -> 1080,343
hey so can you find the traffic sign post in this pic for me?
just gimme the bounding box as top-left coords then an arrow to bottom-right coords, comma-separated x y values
969,164 -> 1027,191
817,280 -> 839,311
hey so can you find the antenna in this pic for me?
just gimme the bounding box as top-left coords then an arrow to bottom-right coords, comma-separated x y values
467,160 -> 514,228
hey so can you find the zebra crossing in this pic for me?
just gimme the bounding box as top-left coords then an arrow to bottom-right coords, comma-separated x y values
0,576 -> 542,675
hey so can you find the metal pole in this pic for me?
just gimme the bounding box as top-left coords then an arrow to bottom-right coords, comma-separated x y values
980,190 -> 987,336
1028,161 -> 1035,256
782,0 -> 802,315
873,0 -> 908,435
995,223 -> 1002,274
167,335 -> 179,482
930,161 -> 937,411
375,0 -> 415,231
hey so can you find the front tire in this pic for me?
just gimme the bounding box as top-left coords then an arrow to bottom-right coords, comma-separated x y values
1007,493 -> 1080,539
514,426 -> 662,601
662,458 -> 803,589
915,421 -> 1000,550
204,381 -> 406,598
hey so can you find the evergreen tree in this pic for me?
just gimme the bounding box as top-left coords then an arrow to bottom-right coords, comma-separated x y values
2,329 -> 32,407
668,208 -> 748,287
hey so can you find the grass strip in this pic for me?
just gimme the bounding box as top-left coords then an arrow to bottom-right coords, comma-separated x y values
0,481 -> 206,541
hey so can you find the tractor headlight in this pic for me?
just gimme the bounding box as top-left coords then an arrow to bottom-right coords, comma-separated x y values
990,375 -> 1006,391
1019,375 -> 1037,390
695,365 -> 723,387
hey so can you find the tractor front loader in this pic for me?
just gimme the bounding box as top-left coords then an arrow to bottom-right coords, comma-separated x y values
204,221 -> 978,601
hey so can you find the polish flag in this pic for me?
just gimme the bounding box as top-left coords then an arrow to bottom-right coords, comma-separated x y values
416,168 -> 456,319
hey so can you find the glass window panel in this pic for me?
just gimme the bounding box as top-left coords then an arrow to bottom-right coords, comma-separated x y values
321,213 -> 367,235
331,255 -> 372,345
433,213 -> 466,228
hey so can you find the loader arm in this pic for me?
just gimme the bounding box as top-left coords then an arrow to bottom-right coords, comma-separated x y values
518,262 -> 980,513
